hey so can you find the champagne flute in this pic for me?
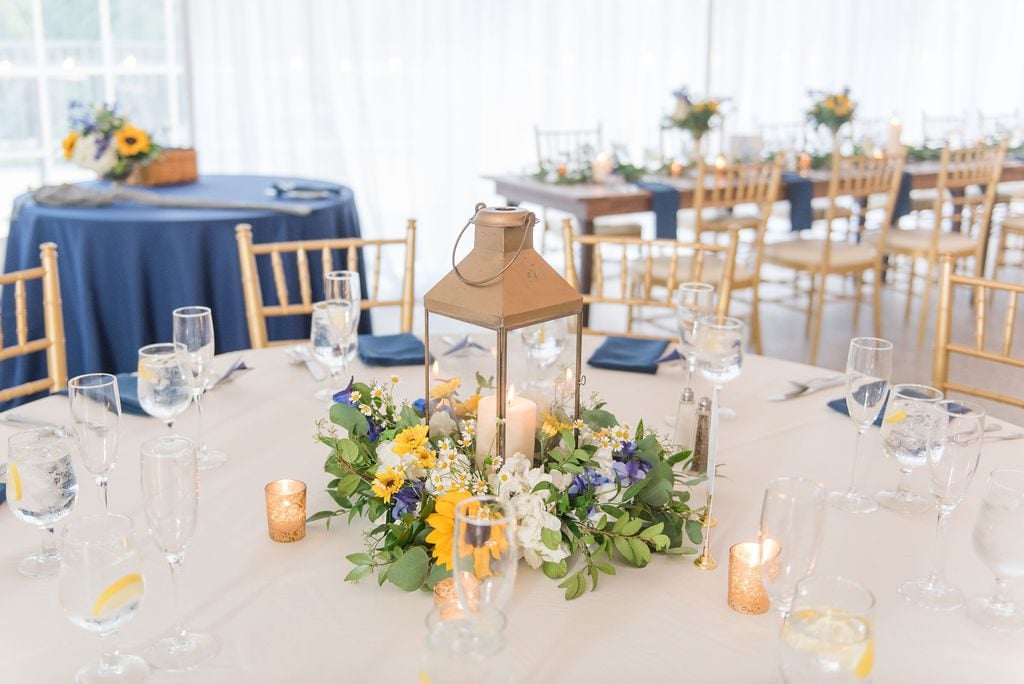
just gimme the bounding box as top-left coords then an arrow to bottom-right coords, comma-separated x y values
325,269 -> 362,364
779,576 -> 875,683
695,315 -> 743,527
7,427 -> 78,577
967,468 -> 1024,631
311,299 -> 360,402
426,496 -> 518,659
759,476 -> 826,615
172,306 -> 227,470
60,513 -> 148,683
830,337 -> 893,514
674,282 -> 715,388
900,399 -> 985,610
140,434 -> 220,670
521,318 -> 567,390
138,343 -> 192,431
877,384 -> 943,514
68,373 -> 121,511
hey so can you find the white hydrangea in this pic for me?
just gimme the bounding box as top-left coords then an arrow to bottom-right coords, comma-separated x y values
428,411 -> 456,437
72,133 -> 118,175
514,491 -> 570,569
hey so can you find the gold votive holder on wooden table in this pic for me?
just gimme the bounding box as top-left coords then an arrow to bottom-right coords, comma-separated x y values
265,479 -> 307,542
727,542 -> 770,615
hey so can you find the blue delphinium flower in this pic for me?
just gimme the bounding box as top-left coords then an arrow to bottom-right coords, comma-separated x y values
612,459 -> 651,488
568,468 -> 611,498
413,398 -> 426,414
391,480 -> 424,521
332,377 -> 357,405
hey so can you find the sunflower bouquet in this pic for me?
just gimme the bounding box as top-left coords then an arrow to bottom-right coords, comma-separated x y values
310,374 -> 705,600
665,86 -> 723,141
807,88 -> 856,133
62,101 -> 161,181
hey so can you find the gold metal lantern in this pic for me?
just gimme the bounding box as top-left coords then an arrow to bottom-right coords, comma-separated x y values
423,204 -> 583,465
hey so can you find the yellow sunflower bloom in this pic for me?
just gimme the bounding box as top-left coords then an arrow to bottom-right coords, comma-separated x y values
371,466 -> 405,503
62,131 -> 79,160
456,500 -> 511,579
425,490 -> 472,570
393,424 -> 429,455
413,446 -> 436,469
115,124 -> 151,157
540,412 -> 569,438
430,377 -> 461,399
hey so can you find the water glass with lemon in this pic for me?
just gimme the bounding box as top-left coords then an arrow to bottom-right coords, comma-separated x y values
779,576 -> 875,683
877,384 -> 943,514
138,343 -> 192,431
7,426 -> 78,577
60,513 -> 148,683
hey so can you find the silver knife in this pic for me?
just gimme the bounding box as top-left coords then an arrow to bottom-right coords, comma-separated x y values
0,413 -> 59,428
294,346 -> 327,382
767,376 -> 846,402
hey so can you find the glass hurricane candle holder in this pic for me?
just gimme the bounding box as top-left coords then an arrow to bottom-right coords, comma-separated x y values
728,542 -> 771,615
264,480 -> 307,542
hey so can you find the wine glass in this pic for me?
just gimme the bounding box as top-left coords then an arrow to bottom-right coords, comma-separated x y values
674,282 -> 715,388
830,337 -> 893,514
138,343 -> 192,431
140,434 -> 220,670
311,300 -> 360,402
877,384 -> 943,514
60,513 -> 148,683
68,373 -> 121,511
426,496 -> 518,659
325,270 -> 362,363
759,476 -> 827,614
172,306 -> 227,470
779,576 -> 875,683
695,315 -> 743,514
968,469 -> 1024,631
900,399 -> 985,611
521,318 -> 567,390
7,427 -> 78,577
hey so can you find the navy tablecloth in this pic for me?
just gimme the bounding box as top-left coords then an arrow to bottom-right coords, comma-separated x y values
2,175 -> 368,409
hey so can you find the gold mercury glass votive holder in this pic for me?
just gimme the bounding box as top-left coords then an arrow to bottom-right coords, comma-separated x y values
432,574 -> 481,621
728,542 -> 770,615
265,479 -> 307,542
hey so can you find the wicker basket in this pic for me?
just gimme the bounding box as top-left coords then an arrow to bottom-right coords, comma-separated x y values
125,148 -> 199,186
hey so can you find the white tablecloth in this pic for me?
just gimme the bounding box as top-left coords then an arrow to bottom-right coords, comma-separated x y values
2,340 -> 1022,682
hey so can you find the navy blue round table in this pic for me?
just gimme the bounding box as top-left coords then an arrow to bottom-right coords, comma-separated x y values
1,174 -> 368,409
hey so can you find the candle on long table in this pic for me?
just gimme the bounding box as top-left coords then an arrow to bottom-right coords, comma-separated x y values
475,385 -> 537,468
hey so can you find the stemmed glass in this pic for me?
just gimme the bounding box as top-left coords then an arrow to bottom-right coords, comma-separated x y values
830,337 -> 893,514
138,343 -> 193,431
7,427 -> 78,577
900,399 -> 985,610
877,384 -> 943,514
779,576 -> 875,683
967,468 -> 1024,631
759,476 -> 827,615
521,318 -> 567,390
674,282 -> 715,388
172,306 -> 227,470
140,434 -> 220,670
68,373 -> 121,511
60,513 -> 148,683
426,496 -> 518,660
325,269 -> 362,360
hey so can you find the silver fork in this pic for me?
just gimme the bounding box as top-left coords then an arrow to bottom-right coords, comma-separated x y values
768,374 -> 845,401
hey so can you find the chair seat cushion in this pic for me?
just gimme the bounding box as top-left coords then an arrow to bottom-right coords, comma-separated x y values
593,221 -> 643,237
869,228 -> 978,254
633,254 -> 757,289
1004,215 -> 1024,234
698,212 -> 761,232
763,239 -> 875,271
811,205 -> 854,220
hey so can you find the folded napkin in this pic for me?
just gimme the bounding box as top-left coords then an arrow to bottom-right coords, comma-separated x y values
893,171 -> 913,221
782,172 -> 814,231
0,483 -> 5,506
656,348 -> 683,364
826,382 -> 934,427
269,181 -> 342,199
635,181 -> 681,239
587,337 -> 669,374
58,373 -> 148,417
358,333 -> 426,366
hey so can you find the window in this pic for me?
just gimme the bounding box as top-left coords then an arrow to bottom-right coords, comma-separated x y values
0,0 -> 190,234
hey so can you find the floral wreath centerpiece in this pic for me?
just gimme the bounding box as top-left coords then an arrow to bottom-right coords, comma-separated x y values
62,101 -> 161,181
311,204 -> 705,600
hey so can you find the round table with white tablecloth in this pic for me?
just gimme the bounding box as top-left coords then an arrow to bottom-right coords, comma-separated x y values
1,339 -> 1022,682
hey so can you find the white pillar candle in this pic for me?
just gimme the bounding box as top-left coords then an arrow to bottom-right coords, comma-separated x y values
887,117 -> 902,154
475,388 -> 537,468
591,152 -> 614,184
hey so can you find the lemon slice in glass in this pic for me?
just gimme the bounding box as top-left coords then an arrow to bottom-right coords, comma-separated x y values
884,409 -> 907,424
7,463 -> 22,501
92,573 -> 144,619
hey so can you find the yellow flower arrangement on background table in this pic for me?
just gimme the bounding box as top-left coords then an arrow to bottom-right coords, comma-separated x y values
62,101 -> 161,181
807,88 -> 856,134
310,374 -> 706,600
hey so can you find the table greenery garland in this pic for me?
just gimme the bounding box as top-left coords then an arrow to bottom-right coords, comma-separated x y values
310,375 -> 705,600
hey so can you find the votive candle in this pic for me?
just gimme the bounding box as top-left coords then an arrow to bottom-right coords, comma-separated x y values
727,542 -> 770,615
265,479 -> 307,542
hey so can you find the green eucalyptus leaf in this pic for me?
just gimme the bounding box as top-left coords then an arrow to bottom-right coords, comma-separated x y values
344,565 -> 372,582
581,408 -> 617,429
345,552 -> 373,566
541,527 -> 562,551
306,510 -> 337,524
640,522 -> 665,539
388,547 -> 431,591
620,518 -> 643,536
613,536 -> 635,562
336,439 -> 360,464
542,560 -> 568,579
685,519 -> 705,544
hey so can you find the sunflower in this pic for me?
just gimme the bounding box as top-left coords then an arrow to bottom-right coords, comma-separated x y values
413,446 -> 436,469
540,411 -> 570,438
456,500 -> 510,579
393,424 -> 429,455
425,490 -> 471,570
429,377 -> 461,399
62,131 -> 79,160
371,466 -> 405,503
115,124 -> 151,157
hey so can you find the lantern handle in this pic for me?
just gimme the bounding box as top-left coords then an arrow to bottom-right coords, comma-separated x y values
451,206 -> 535,286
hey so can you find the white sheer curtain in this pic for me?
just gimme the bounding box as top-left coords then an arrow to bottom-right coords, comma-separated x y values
187,0 -> 1024,295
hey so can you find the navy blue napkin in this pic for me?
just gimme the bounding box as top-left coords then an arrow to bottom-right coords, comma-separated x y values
587,337 -> 669,374
635,181 -> 680,239
358,333 -> 426,366
0,483 -> 5,506
892,171 -> 913,222
782,172 -> 814,231
58,373 -> 149,417
826,382 -> 933,427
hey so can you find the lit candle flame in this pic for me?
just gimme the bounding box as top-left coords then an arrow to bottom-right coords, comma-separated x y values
714,154 -> 727,170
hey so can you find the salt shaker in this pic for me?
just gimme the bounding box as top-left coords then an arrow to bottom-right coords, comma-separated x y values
690,396 -> 712,474
673,388 -> 697,453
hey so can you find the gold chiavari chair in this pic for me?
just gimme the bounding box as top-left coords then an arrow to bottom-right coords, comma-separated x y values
764,150 -> 907,364
922,112 -> 968,148
562,219 -> 738,340
995,214 -> 1024,275
874,142 -> 1007,346
0,242 -> 67,403
235,221 -> 416,349
691,158 -> 783,243
933,255 -> 1024,409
